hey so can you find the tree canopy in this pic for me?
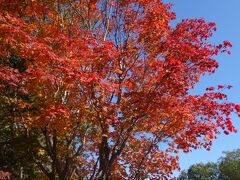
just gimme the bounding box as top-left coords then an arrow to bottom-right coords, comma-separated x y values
219,149 -> 240,180
0,0 -> 239,179
178,163 -> 219,180
178,149 -> 240,180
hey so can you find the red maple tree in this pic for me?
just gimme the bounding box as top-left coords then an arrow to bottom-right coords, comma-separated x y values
0,0 -> 238,179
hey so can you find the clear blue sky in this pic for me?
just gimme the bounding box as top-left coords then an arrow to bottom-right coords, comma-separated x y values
163,0 -> 240,175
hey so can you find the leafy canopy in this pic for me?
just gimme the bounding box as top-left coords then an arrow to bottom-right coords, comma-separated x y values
178,149 -> 240,180
0,0 -> 239,179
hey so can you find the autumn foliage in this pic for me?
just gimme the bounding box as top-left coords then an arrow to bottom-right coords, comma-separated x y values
0,0 -> 239,179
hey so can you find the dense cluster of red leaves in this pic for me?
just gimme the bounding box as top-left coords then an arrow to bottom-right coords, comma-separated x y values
0,0 -> 239,179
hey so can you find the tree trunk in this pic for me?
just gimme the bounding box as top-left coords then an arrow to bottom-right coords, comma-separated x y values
96,134 -> 110,180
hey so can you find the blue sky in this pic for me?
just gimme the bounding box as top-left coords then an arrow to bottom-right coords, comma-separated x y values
163,0 -> 240,174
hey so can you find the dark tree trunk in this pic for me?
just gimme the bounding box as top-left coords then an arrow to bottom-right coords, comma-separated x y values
96,134 -> 110,180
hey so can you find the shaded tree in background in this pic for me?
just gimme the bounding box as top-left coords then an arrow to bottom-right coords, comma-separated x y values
0,0 -> 239,179
178,149 -> 240,180
219,149 -> 240,180
178,163 -> 219,180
